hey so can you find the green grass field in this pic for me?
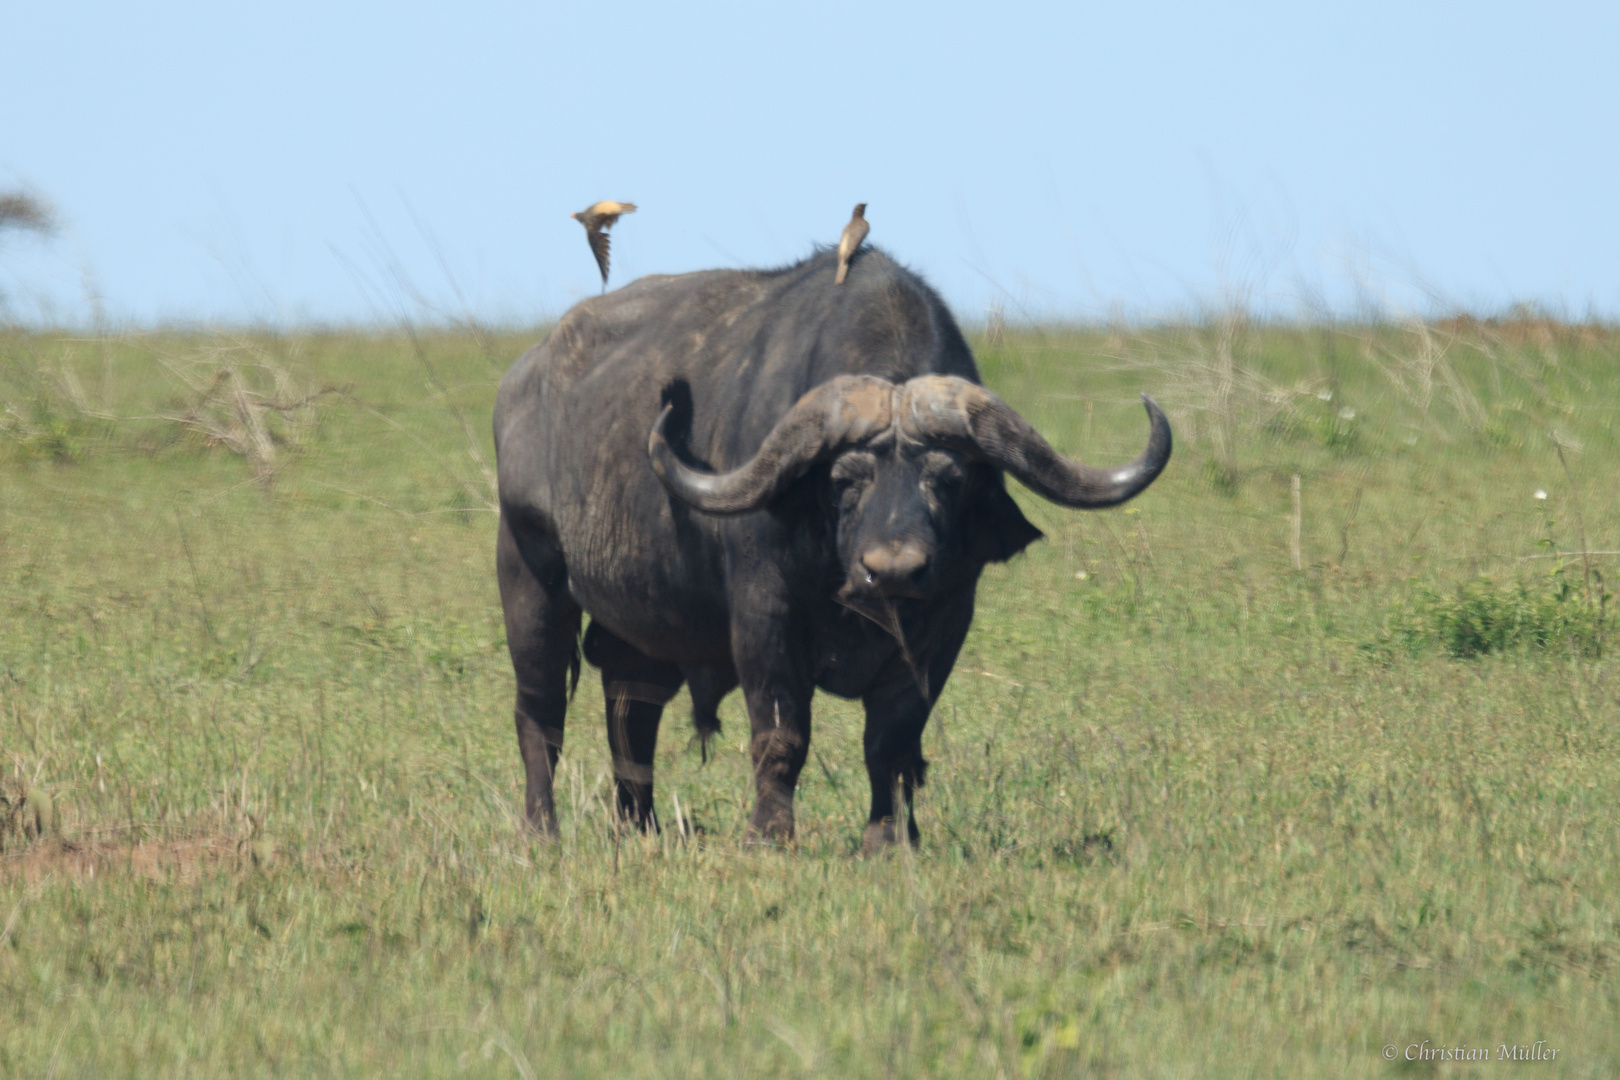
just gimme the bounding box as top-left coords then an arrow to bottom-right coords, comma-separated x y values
2,316 -> 1617,1077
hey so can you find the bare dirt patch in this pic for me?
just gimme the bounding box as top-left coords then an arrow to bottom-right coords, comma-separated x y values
0,836 -> 256,886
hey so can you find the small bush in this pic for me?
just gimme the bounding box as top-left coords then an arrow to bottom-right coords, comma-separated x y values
0,778 -> 54,852
1368,570 -> 1606,660
0,395 -> 96,461
0,357 -> 115,463
0,334 -> 334,481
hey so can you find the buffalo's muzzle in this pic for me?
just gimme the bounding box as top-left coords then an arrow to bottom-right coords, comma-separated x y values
855,540 -> 930,598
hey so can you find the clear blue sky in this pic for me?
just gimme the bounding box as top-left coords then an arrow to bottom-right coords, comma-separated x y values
2,1 -> 1616,326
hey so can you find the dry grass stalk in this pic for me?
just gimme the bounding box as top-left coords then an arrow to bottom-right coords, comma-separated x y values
1360,320 -> 1485,433
984,303 -> 1006,348
1551,434 -> 1595,606
1209,310 -> 1240,473
1290,474 -> 1302,571
1468,325 -> 1596,424
148,338 -> 333,487
1113,309 -> 1324,477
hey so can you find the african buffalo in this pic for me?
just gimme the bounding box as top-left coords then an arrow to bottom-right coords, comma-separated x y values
494,247 -> 1170,849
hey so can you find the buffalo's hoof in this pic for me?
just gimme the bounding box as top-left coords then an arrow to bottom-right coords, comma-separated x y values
746,798 -> 796,846
522,813 -> 560,841
743,820 -> 796,849
861,819 -> 901,855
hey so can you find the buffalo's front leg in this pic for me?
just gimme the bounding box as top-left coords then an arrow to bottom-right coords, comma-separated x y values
741,681 -> 813,841
732,603 -> 814,842
859,595 -> 973,853
861,679 -> 930,852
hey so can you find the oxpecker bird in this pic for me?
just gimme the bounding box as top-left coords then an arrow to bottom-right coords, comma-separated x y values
835,203 -> 868,285
571,201 -> 637,289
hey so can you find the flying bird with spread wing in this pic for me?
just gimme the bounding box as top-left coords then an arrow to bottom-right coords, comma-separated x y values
835,203 -> 868,285
571,200 -> 637,290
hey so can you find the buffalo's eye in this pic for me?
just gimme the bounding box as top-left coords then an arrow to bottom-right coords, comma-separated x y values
829,453 -> 877,507
919,452 -> 966,514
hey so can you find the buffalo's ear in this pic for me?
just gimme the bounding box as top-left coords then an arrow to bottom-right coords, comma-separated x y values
967,478 -> 1044,562
659,379 -> 695,451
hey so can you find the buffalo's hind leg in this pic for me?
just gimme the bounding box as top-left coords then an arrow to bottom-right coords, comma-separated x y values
497,511 -> 582,837
583,621 -> 683,831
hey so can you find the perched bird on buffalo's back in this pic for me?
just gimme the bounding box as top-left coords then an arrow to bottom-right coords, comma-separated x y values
835,203 -> 868,285
571,200 -> 637,290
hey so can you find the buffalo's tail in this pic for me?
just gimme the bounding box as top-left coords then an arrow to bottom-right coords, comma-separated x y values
567,626 -> 582,702
692,708 -> 721,764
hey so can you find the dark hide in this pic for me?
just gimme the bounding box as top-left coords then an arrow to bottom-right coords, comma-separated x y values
494,248 -> 1168,849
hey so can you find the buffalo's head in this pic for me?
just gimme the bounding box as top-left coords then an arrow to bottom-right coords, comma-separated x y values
648,374 -> 1171,607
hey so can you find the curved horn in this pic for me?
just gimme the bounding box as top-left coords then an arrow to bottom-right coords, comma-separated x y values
648,374 -> 895,514
901,376 -> 1171,509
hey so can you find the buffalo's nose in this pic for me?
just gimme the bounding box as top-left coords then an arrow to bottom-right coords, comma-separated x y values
859,541 -> 929,594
